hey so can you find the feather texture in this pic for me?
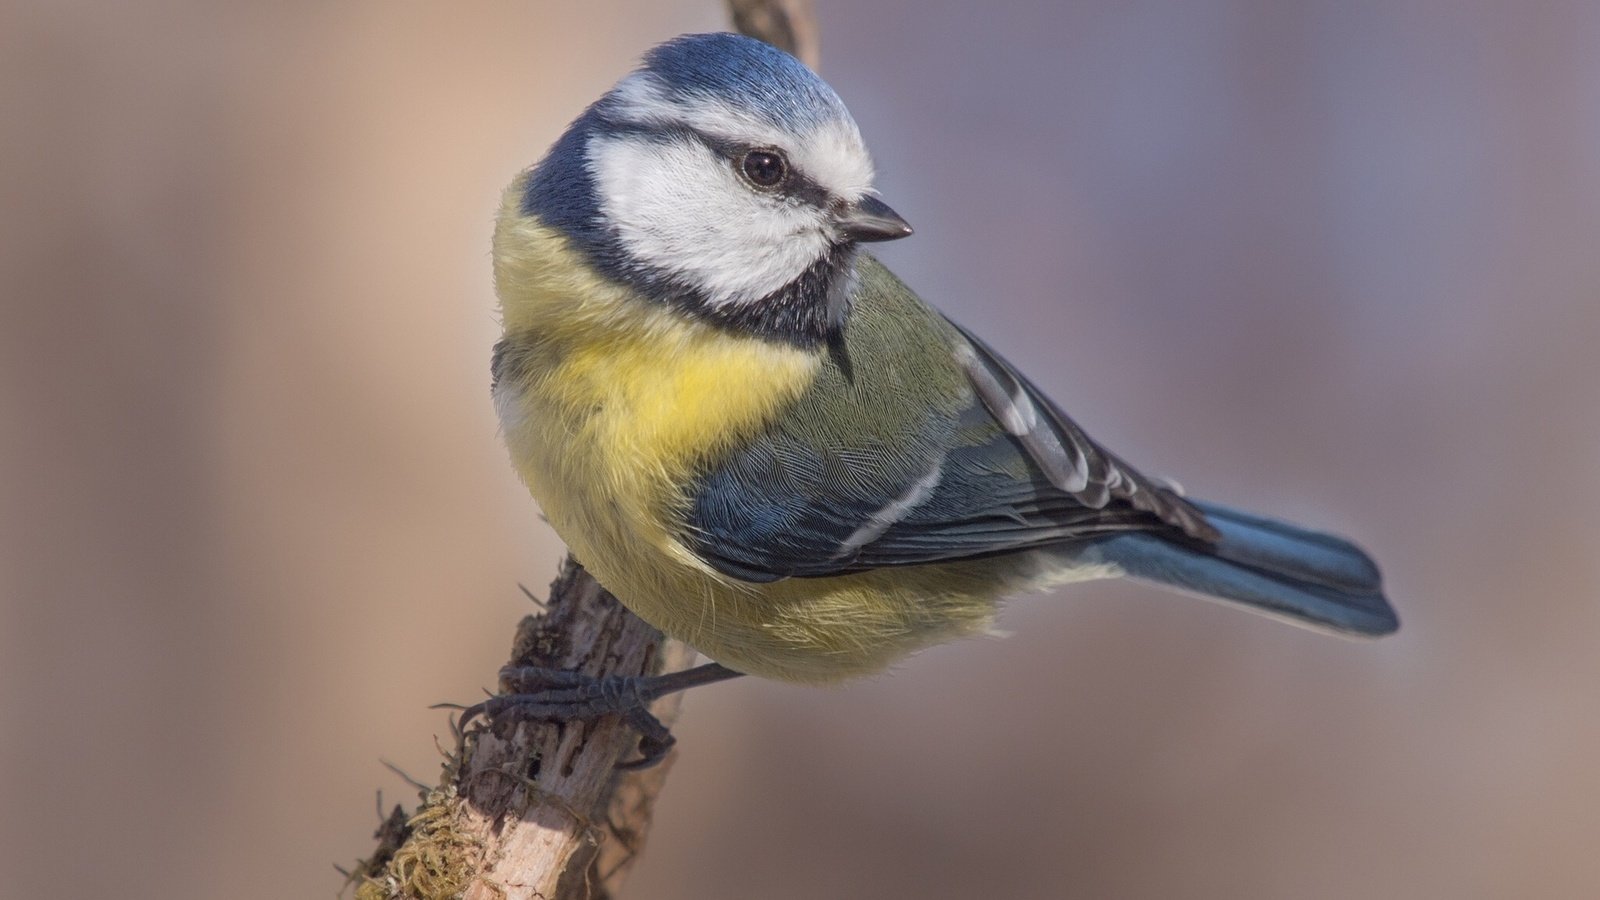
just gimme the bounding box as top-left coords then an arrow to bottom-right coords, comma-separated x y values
684,257 -> 1200,578
1075,502 -> 1397,635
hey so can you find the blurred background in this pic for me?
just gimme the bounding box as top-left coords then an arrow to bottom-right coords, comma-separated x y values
4,1 -> 1599,897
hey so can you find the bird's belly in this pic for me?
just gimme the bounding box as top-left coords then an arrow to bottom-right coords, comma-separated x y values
493,325 -> 1114,683
500,378 -> 1107,681
495,325 -> 883,678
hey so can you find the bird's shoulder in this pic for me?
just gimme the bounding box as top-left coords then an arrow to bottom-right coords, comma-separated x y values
797,254 -> 974,437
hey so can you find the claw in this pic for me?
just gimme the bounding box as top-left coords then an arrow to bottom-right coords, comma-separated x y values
441,662 -> 742,769
617,706 -> 676,769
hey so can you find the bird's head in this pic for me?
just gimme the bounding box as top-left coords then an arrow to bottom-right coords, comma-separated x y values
520,32 -> 911,346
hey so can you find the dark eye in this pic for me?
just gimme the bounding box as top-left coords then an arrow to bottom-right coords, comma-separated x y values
740,149 -> 788,188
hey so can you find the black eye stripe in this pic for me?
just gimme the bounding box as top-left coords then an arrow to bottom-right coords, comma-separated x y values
789,178 -> 831,207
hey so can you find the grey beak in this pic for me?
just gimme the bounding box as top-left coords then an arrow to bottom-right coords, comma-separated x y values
837,195 -> 914,243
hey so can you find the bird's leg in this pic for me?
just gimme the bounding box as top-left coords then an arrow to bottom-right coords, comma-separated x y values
455,662 -> 743,769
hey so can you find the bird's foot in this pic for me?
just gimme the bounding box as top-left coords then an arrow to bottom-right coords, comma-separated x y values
450,662 -> 741,770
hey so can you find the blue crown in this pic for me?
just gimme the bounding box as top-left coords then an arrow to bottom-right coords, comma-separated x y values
634,32 -> 847,131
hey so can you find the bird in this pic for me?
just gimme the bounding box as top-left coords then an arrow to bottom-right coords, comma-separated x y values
481,32 -> 1398,765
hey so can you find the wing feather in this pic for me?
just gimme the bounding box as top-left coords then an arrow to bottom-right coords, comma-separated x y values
948,321 -> 1218,542
680,256 -> 1215,582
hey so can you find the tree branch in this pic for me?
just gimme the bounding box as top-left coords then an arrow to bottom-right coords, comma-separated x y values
345,5 -> 819,898
348,559 -> 698,900
728,0 -> 819,70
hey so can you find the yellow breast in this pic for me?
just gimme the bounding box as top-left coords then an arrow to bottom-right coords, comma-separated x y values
491,179 -> 1028,683
491,184 -> 819,637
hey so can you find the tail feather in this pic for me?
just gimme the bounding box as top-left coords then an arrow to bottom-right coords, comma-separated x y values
1081,501 -> 1399,636
1191,501 -> 1383,594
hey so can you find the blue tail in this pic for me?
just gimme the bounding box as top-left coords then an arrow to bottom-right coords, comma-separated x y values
1081,501 -> 1399,636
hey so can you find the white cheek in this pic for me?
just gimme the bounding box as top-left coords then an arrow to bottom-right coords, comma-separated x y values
588,135 -> 830,307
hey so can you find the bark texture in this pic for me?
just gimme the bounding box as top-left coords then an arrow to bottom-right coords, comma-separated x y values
349,560 -> 697,900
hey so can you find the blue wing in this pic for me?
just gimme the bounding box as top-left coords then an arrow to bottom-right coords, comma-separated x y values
678,257 -> 1396,636
685,393 -> 1166,581
681,260 -> 1205,581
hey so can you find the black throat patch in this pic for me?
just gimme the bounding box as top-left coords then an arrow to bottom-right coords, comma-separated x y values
666,244 -> 857,350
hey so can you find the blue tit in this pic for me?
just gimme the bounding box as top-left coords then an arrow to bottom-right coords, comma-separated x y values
489,33 -> 1397,702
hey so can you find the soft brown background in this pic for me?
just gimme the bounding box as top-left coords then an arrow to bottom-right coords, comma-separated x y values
4,1 -> 1599,897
